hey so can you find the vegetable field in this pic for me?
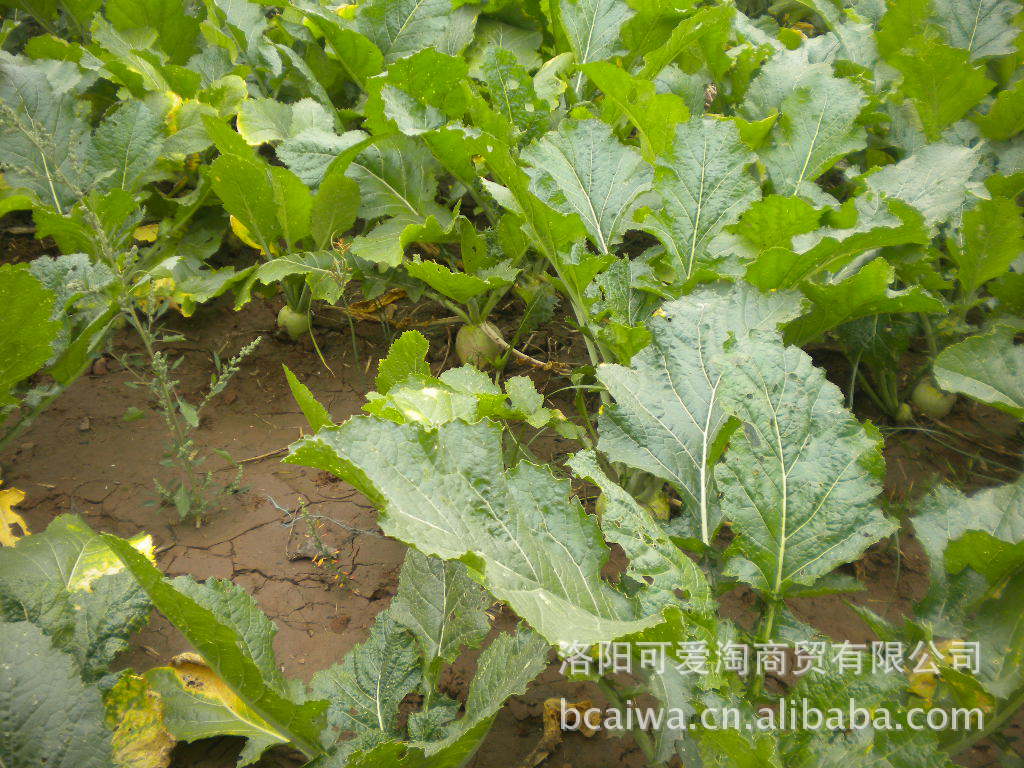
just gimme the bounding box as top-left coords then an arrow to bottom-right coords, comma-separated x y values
1,0 -> 1023,765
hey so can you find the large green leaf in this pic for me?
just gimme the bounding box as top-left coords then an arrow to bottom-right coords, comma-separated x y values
975,570 -> 1024,698
421,627 -> 548,754
783,258 -> 943,345
0,263 -> 58,406
715,336 -> 897,597
146,664 -> 288,766
287,418 -> 660,645
169,576 -> 286,692
0,518 -> 151,681
596,285 -> 802,544
278,129 -> 369,187
0,514 -> 150,594
102,535 -> 328,757
0,54 -> 89,209
914,478 -> 1024,695
558,0 -> 632,85
568,451 -> 711,612
0,622 -> 112,768
347,137 -> 444,221
105,0 -> 199,63
950,196 -> 1024,299
759,72 -> 866,199
864,143 -> 979,228
390,549 -> 491,686
582,61 -> 688,160
311,611 -> 422,750
934,328 -> 1024,420
521,119 -> 652,254
890,37 -> 994,140
641,118 -> 760,281
209,153 -> 280,252
931,0 -> 1021,59
973,78 -> 1024,141
86,101 -> 164,193
355,0 -> 453,64
939,476 -> 1024,586
478,47 -> 550,143
318,628 -> 548,768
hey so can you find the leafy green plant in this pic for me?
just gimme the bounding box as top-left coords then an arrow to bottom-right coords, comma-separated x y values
102,525 -> 549,766
0,514 -> 174,768
0,258 -> 116,452
288,284 -> 1024,766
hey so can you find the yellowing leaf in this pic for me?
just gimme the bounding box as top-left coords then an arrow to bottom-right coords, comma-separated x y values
133,224 -> 159,242
145,653 -> 289,758
105,674 -> 175,768
230,215 -> 276,255
73,531 -> 155,591
0,486 -> 28,546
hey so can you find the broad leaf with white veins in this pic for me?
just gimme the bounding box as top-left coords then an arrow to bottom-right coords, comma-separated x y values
522,119 -> 652,254
390,549 -> 492,686
715,336 -> 897,597
760,74 -> 866,200
641,118 -> 760,282
311,612 -> 421,750
596,285 -> 802,544
287,418 -> 660,645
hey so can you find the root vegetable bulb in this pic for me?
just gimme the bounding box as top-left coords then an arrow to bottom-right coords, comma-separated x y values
895,402 -> 914,424
278,305 -> 310,340
456,322 -> 503,367
911,378 -> 957,419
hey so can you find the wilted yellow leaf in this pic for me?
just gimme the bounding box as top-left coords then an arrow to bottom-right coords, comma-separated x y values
0,486 -> 29,546
105,674 -> 175,768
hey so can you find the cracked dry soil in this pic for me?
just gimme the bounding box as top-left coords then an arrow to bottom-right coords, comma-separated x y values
3,297 -> 1020,768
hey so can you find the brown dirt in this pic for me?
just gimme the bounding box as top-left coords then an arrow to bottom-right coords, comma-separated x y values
1,297 -> 1020,768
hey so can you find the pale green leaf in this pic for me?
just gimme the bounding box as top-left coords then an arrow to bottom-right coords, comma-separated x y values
932,0 -> 1021,59
356,0 -> 453,64
522,119 -> 652,254
390,549 -> 491,686
559,0 -> 633,71
86,101 -> 164,193
934,328 -> 1024,419
311,612 -> 421,748
596,285 -> 802,545
286,419 -> 660,645
568,451 -> 712,612
0,54 -> 89,209
865,143 -> 979,228
760,74 -> 866,198
641,118 -> 760,281
716,336 -> 897,597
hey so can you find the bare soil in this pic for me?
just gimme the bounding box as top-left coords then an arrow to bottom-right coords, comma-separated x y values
2,296 -> 1020,768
